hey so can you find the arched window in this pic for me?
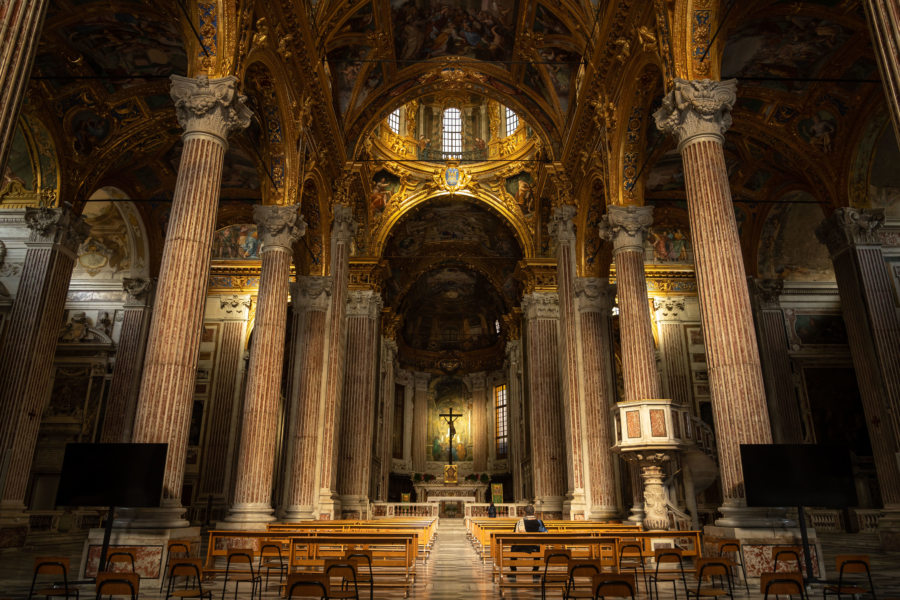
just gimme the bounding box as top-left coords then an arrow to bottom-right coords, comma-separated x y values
505,107 -> 519,135
442,107 -> 462,159
388,109 -> 400,134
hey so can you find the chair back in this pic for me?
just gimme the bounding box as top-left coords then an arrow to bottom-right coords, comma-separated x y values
96,571 -> 139,598
619,541 -> 644,558
286,572 -> 330,598
592,572 -> 636,599
543,548 -> 571,572
654,547 -> 683,563
345,549 -> 373,568
716,539 -> 741,555
105,550 -> 136,572
836,555 -> 870,575
226,548 -> 255,566
167,539 -> 192,555
259,543 -> 284,565
761,571 -> 804,598
772,546 -> 802,563
169,557 -> 204,578
325,558 -> 358,582
34,556 -> 70,576
696,557 -> 732,580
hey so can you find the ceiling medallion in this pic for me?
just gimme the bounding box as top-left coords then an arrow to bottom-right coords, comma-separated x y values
434,160 -> 472,193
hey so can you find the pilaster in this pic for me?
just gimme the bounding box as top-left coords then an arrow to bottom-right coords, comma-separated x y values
412,372 -> 431,474
652,296 -> 691,408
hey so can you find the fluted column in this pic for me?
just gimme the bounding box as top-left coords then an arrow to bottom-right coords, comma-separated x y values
337,290 -> 382,518
863,0 -> 900,145
397,370 -> 414,467
748,279 -> 804,443
816,208 -> 900,543
505,339 -> 526,501
101,278 -> 154,442
317,205 -> 356,518
523,292 -> 566,515
550,205 -> 587,518
131,75 -> 251,526
576,278 -> 619,519
412,372 -> 430,474
224,205 -> 304,526
655,79 -> 773,524
468,372 -> 488,472
0,205 -> 88,526
653,297 -> 692,407
0,0 -> 49,173
375,338 -> 398,501
283,276 -> 331,520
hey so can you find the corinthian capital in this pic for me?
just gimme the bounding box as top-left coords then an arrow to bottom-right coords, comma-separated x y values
815,207 -> 885,258
653,296 -> 686,321
253,204 -> 306,252
549,204 -> 577,244
346,289 -> 383,319
522,291 -> 559,320
598,205 -> 653,253
170,75 -> 252,143
653,78 -> 737,149
24,203 -> 90,256
331,204 -> 358,243
575,277 -> 615,313
123,278 -> 153,305
291,276 -> 332,312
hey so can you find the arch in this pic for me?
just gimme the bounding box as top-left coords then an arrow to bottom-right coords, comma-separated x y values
75,186 -> 151,280
1,114 -> 60,208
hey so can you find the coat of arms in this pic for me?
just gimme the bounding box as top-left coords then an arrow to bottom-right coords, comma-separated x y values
434,160 -> 471,192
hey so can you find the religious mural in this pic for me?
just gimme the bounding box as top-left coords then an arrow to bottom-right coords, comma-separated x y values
212,224 -> 260,260
505,172 -> 535,213
327,45 -> 374,117
427,378 -> 472,463
645,226 -> 692,265
75,202 -> 131,278
369,169 -> 401,215
757,196 -> 834,281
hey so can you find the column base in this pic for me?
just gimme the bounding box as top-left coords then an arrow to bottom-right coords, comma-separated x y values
627,502 -> 644,525
534,496 -> 564,519
339,495 -> 370,520
81,525 -> 200,585
877,505 -> 900,548
281,506 -> 317,522
0,501 -> 29,548
589,506 -> 621,521
317,490 -> 340,520
219,502 -> 276,529
113,505 -> 190,529
704,522 -> 825,580
563,490 -> 588,520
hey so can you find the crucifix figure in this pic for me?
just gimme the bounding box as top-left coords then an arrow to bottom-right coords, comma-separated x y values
439,408 -> 462,466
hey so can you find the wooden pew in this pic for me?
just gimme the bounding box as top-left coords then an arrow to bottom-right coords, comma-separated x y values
268,518 -> 438,560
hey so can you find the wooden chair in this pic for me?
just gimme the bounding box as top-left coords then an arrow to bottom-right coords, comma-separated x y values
617,540 -> 648,592
220,548 -> 260,600
160,539 -> 193,592
541,548 -> 572,600
28,557 -> 79,600
773,546 -> 804,574
258,543 -> 287,591
324,559 -> 360,600
95,572 -> 138,600
104,550 -> 136,574
285,573 -> 329,599
345,549 -> 374,600
164,558 -> 211,600
648,547 -> 689,600
565,559 -> 607,599
823,555 -> 876,600
761,571 -> 807,600
592,572 -> 636,600
714,538 -> 749,593
685,557 -> 734,600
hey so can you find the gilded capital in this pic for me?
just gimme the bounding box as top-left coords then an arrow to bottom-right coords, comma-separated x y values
291,276 -> 332,312
522,291 -> 559,320
331,203 -> 358,244
599,205 -> 653,253
24,203 -> 90,257
253,204 -> 306,252
170,75 -> 252,144
549,204 -> 577,244
575,277 -> 615,313
815,207 -> 885,258
653,78 -> 737,149
346,289 -> 383,319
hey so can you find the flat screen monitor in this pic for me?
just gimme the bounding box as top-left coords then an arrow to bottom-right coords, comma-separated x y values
55,443 -> 167,508
741,444 -> 857,508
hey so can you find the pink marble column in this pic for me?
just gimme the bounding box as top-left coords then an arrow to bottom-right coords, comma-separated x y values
0,0 -> 49,172
505,339 -> 527,500
101,278 -> 154,443
523,292 -> 567,516
653,297 -> 692,408
374,337 -> 398,501
131,75 -> 250,526
283,276 -> 331,520
747,280 -> 804,444
655,79 -> 773,525
467,372 -> 488,472
816,208 -> 900,542
411,373 -> 430,474
575,278 -> 619,519
317,205 -> 356,519
550,205 -> 587,518
0,204 -> 88,530
863,0 -> 900,144
337,290 -> 382,518
224,205 -> 304,527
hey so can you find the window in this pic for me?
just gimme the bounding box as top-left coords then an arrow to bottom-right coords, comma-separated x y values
495,384 -> 509,459
442,107 -> 462,159
388,109 -> 400,134
505,107 -> 519,136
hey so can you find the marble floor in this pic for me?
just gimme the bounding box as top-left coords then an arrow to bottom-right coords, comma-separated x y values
1,520 -> 899,599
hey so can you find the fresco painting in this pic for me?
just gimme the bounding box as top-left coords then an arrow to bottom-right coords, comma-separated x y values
646,150 -> 684,192
794,314 -> 848,345
212,224 -> 260,260
369,169 -> 401,214
328,45 -> 372,116
757,197 -> 834,281
505,172 -> 535,212
2,125 -> 34,193
645,226 -> 692,264
70,109 -> 111,156
538,47 -> 579,113
798,110 -> 838,153
221,148 -> 260,190
533,5 -> 570,35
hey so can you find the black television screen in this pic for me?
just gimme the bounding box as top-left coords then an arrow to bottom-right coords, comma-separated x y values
741,444 -> 857,508
55,443 -> 167,508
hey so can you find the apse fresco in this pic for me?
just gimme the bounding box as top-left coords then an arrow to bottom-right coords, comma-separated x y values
391,0 -> 518,62
212,224 -> 260,260
427,378 -> 472,462
757,196 -> 834,282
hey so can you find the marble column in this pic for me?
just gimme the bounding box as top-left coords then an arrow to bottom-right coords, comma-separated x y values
655,79 -> 773,524
198,296 -> 251,510
747,279 -> 804,444
131,75 -> 250,526
317,205 -> 356,519
468,372 -> 488,472
337,290 -> 382,518
282,276 -> 331,520
375,337 -> 398,501
575,278 -> 619,519
0,204 -> 88,529
412,373 -> 430,474
863,0 -> 900,144
101,278 -> 154,443
224,205 -> 304,527
505,339 -> 526,501
396,370 -> 414,468
0,0 -> 49,172
550,205 -> 587,518
522,292 -> 566,515
653,297 -> 692,408
816,208 -> 900,543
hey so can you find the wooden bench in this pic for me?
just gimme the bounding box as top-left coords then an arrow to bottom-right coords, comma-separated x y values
268,518 -> 437,560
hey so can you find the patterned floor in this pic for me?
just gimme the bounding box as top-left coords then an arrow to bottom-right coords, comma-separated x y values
1,520 -> 898,599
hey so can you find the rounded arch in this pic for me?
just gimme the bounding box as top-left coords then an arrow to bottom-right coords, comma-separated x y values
76,186 -> 151,280
1,114 -> 60,208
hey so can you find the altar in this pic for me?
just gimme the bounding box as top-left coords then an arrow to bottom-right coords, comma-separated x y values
412,482 -> 489,503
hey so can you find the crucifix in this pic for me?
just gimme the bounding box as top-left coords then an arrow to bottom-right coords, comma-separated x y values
439,408 -> 462,466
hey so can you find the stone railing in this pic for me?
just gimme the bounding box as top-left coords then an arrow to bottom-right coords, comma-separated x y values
463,503 -> 525,518
805,508 -> 845,533
849,508 -> 883,533
369,502 -> 439,518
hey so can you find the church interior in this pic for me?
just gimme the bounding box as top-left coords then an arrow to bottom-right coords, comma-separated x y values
1,0 -> 900,597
